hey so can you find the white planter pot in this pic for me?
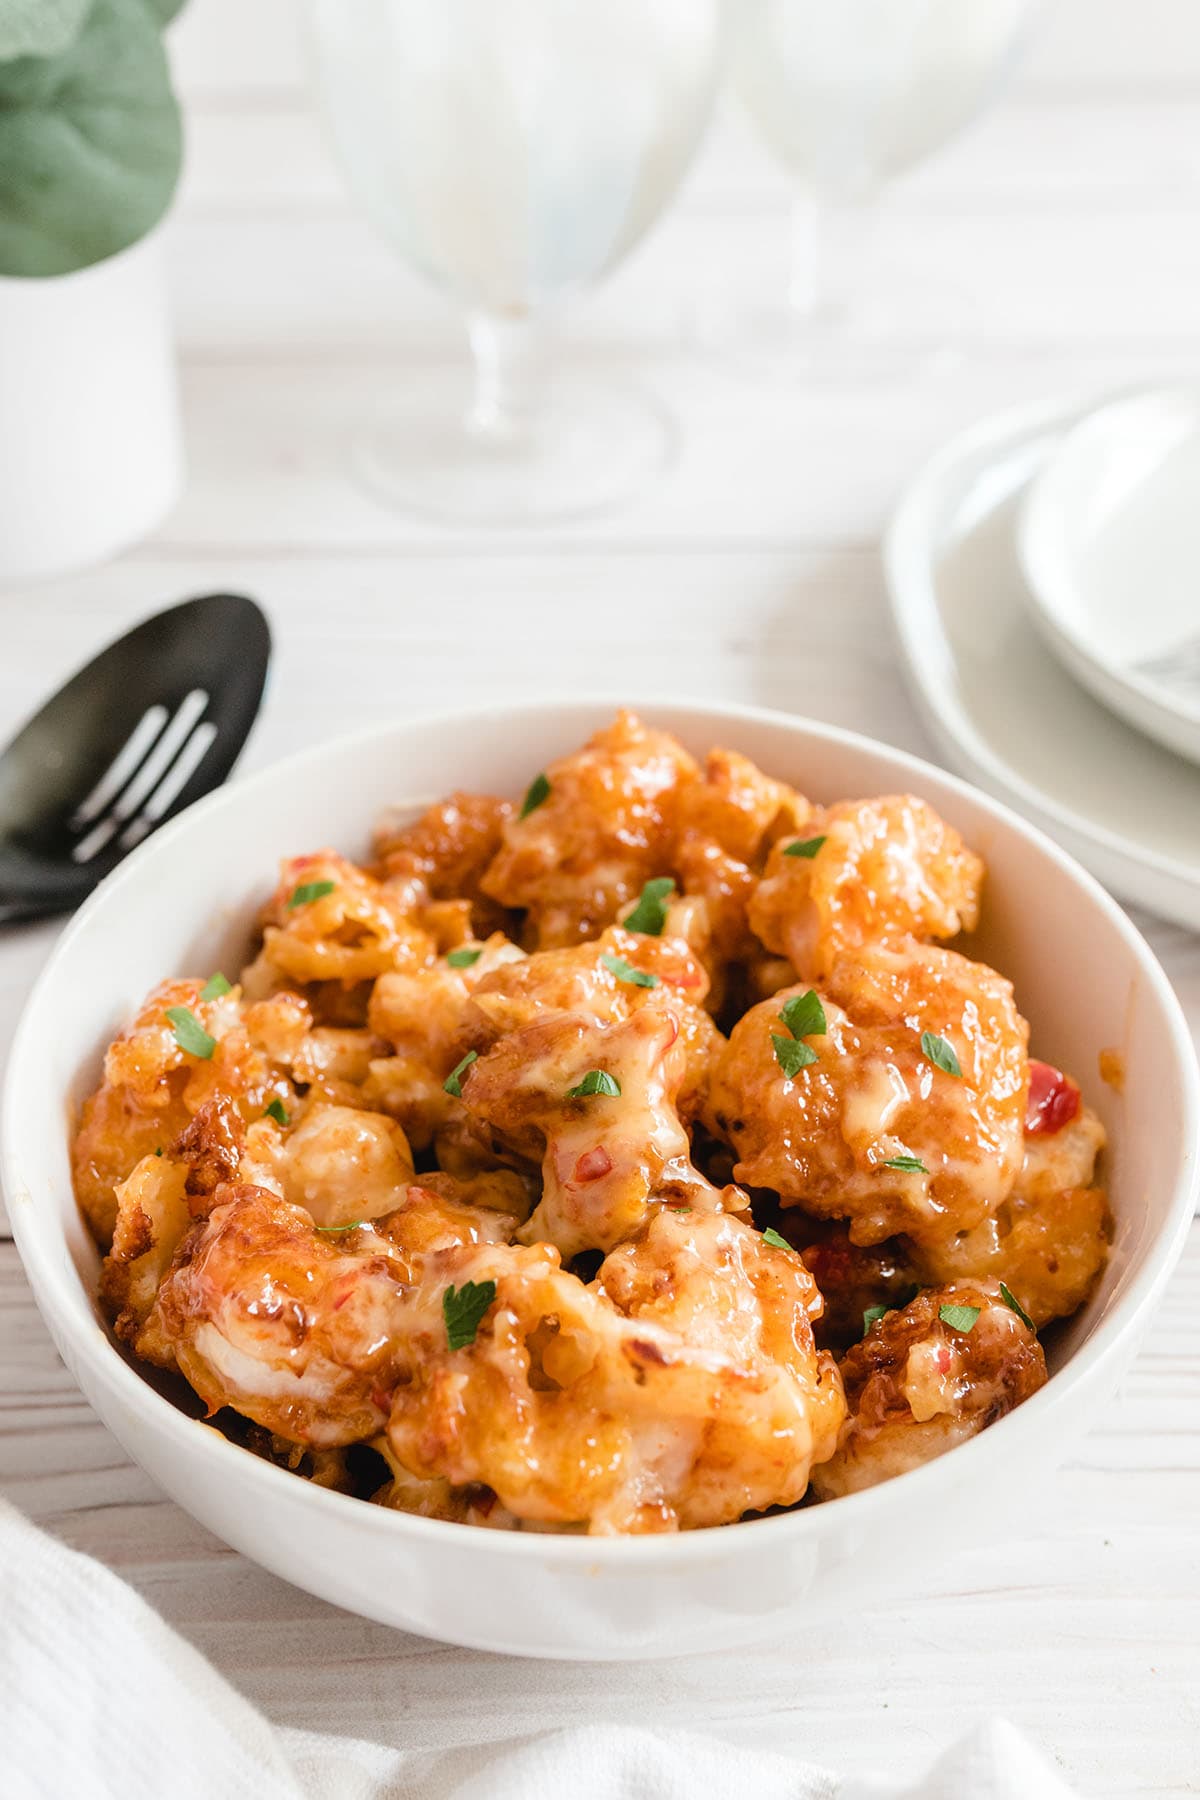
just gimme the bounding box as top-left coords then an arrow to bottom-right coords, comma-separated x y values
0,233 -> 183,584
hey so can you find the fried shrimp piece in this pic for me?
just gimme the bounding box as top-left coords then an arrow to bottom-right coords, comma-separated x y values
372,790 -> 514,939
907,1060 -> 1108,1326
288,1027 -> 385,1106
388,1209 -> 845,1534
139,1182 -> 513,1445
467,925 -> 721,1123
363,934 -> 525,1148
261,1103 -> 417,1228
811,1281 -> 1045,1499
99,1153 -> 193,1343
674,747 -> 812,966
749,795 -> 984,982
370,1444 -> 531,1531
240,850 -> 435,1000
460,999 -> 743,1258
72,979 -> 304,1247
480,710 -> 698,948
369,1179 -> 519,1266
709,942 -> 1028,1245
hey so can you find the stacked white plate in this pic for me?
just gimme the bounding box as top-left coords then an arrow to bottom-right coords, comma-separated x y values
884,391 -> 1200,932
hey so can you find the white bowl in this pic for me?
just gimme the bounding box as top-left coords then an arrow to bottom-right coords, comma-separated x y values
1017,387 -> 1200,768
4,699 -> 1197,1659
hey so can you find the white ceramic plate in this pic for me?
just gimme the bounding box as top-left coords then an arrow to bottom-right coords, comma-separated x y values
1018,387 -> 1200,767
885,397 -> 1200,932
4,700 -> 1198,1658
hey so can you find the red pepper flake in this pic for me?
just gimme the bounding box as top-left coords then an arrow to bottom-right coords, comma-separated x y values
370,1384 -> 390,1412
574,1146 -> 613,1183
801,1237 -> 857,1291
1025,1059 -> 1081,1136
935,1344 -> 953,1375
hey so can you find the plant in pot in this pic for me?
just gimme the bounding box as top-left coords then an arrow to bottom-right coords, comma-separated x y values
0,0 -> 187,583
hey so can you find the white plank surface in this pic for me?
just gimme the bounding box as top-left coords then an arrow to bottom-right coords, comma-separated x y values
1,2 -> 1199,1792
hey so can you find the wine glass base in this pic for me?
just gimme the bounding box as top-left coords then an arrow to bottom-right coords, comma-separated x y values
351,372 -> 674,527
689,283 -> 974,385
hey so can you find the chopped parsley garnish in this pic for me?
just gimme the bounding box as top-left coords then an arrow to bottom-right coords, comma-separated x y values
154,1147 -> 163,1157
264,1098 -> 289,1127
883,1154 -> 927,1174
443,1050 -> 478,1098
519,772 -> 551,819
779,989 -> 826,1040
771,988 -> 824,1079
920,1031 -> 962,1079
938,1302 -> 980,1333
166,1005 -> 216,1060
566,1069 -> 621,1099
761,1226 -> 793,1251
288,878 -> 335,909
600,952 -> 659,989
783,835 -> 827,859
443,1279 -> 497,1350
1000,1282 -> 1035,1331
862,1303 -> 888,1335
772,1033 -> 819,1078
623,877 -> 675,936
315,1220 -> 364,1234
200,971 -> 231,1002
447,947 -> 483,968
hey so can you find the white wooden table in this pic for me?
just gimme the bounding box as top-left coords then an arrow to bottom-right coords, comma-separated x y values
2,4 -> 1199,1792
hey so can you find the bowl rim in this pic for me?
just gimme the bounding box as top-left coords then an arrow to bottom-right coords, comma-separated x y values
5,693 -> 1198,1566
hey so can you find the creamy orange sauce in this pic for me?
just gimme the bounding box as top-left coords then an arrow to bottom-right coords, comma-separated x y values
75,712 -> 1106,1533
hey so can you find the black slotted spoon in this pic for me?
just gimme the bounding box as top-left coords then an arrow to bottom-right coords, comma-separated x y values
0,594 -> 271,925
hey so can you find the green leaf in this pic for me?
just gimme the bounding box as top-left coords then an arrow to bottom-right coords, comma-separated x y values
199,971 -> 231,1002
0,0 -> 91,61
623,877 -> 675,936
0,0 -> 184,277
443,1279 -> 496,1351
999,1281 -> 1036,1332
883,1154 -> 927,1174
288,878 -> 335,909
566,1069 -> 621,1099
772,1033 -> 819,1079
862,1303 -> 888,1335
761,1226 -> 792,1251
920,1031 -> 962,1079
447,946 -> 482,969
783,835 -> 827,859
264,1098 -> 289,1127
443,1050 -> 478,1099
779,989 -> 826,1040
166,1005 -> 215,1060
519,772 -> 550,819
314,1219 -> 364,1234
938,1302 -> 980,1333
600,952 -> 659,989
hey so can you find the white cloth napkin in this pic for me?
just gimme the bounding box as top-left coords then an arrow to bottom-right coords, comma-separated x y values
0,1499 -> 1078,1800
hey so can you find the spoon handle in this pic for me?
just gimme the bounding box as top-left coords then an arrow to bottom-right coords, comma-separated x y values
0,899 -> 67,928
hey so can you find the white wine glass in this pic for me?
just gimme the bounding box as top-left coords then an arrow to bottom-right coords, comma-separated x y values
305,0 -> 725,525
697,0 -> 1039,380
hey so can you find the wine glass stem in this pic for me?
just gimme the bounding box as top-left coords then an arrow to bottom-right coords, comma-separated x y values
787,189 -> 876,322
466,313 -> 549,444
